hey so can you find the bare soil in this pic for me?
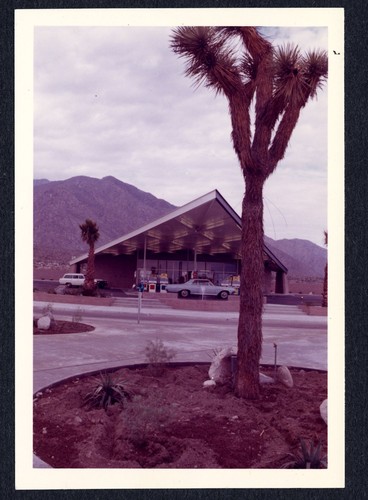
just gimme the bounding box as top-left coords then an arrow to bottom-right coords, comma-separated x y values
33,320 -> 95,335
33,364 -> 327,469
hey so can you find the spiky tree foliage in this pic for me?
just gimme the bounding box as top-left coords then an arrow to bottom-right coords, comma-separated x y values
171,27 -> 328,399
79,219 -> 100,292
322,230 -> 328,307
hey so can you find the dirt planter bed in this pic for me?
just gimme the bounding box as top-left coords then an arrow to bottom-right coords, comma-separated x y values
33,362 -> 327,469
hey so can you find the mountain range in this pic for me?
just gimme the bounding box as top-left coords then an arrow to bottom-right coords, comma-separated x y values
33,176 -> 326,278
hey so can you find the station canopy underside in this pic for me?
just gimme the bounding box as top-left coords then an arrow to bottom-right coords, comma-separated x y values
70,190 -> 287,273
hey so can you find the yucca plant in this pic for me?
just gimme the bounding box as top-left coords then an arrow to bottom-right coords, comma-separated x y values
281,438 -> 327,469
82,372 -> 132,411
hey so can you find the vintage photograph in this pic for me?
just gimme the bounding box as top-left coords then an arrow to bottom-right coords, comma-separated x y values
15,7 -> 344,490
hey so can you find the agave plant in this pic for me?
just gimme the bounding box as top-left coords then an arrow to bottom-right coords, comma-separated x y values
281,438 -> 327,469
82,372 -> 133,411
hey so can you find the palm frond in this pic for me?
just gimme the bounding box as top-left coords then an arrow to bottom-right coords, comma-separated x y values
79,218 -> 100,244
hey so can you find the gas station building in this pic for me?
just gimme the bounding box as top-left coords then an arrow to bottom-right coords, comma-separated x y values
70,190 -> 288,294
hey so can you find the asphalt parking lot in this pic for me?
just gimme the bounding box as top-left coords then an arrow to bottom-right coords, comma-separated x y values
33,280 -> 322,305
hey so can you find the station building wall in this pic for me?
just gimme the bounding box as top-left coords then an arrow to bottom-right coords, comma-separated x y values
75,250 -> 281,292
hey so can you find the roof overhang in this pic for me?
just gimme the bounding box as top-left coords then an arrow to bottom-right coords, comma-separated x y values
70,190 -> 287,273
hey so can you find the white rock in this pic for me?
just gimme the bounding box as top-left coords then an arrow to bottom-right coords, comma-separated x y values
208,347 -> 236,384
277,365 -> 294,388
37,315 -> 51,330
320,399 -> 328,424
203,379 -> 216,388
259,373 -> 274,384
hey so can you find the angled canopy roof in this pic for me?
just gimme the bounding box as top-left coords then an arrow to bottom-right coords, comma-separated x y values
70,190 -> 287,273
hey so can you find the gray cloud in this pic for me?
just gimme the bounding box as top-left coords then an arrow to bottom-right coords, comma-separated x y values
34,25 -> 328,245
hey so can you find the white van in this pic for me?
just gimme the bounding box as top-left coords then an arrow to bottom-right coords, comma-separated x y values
59,274 -> 86,286
59,274 -> 108,288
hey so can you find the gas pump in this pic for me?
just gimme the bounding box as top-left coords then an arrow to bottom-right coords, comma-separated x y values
148,274 -> 157,293
159,273 -> 168,292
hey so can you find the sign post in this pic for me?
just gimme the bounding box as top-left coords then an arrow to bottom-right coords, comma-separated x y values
137,282 -> 144,324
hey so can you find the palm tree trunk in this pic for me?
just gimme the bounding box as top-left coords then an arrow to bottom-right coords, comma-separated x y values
235,174 -> 265,399
322,262 -> 328,307
85,243 -> 96,291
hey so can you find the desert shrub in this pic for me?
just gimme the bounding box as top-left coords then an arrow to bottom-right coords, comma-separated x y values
41,303 -> 54,315
82,372 -> 133,411
82,287 -> 98,297
144,339 -> 176,376
64,286 -> 83,296
281,439 -> 327,469
121,396 -> 171,448
72,307 -> 83,323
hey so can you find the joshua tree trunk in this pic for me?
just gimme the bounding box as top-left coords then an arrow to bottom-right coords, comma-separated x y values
236,174 -> 265,399
170,26 -> 328,398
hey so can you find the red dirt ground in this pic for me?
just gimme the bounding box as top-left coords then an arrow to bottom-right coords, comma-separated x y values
33,320 -> 95,335
33,364 -> 327,469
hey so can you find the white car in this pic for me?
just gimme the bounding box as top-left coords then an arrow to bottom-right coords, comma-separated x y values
59,274 -> 108,288
165,279 -> 235,300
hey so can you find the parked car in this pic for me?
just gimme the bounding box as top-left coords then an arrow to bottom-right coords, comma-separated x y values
59,274 -> 108,288
165,279 -> 235,300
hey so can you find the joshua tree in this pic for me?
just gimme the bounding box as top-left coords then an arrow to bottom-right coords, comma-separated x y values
322,230 -> 328,307
171,27 -> 328,398
79,218 -> 100,292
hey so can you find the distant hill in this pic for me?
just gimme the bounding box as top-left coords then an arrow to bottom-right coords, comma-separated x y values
33,176 -> 175,265
33,175 -> 326,277
33,179 -> 50,187
264,236 -> 326,278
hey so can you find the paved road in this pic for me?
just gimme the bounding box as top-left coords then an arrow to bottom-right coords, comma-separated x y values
33,299 -> 327,393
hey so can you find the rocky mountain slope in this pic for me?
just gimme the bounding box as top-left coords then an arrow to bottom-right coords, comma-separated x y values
34,176 -> 175,265
34,176 -> 326,277
264,236 -> 327,279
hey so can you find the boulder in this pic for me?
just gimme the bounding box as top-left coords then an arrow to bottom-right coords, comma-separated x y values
276,365 -> 294,388
320,399 -> 328,424
203,380 -> 216,389
208,347 -> 236,384
37,315 -> 51,330
259,373 -> 274,384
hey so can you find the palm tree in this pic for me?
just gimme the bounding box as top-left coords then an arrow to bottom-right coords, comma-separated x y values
79,219 -> 100,292
322,230 -> 328,307
171,27 -> 328,399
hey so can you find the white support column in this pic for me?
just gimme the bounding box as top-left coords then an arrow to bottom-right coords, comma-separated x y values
143,235 -> 147,278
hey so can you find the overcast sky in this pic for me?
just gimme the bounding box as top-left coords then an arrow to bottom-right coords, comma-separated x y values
34,24 -> 328,247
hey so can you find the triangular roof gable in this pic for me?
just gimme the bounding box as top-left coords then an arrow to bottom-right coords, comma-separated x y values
70,190 -> 287,272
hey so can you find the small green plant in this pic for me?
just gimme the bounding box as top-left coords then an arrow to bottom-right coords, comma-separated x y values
281,438 -> 327,469
72,307 -> 83,323
144,339 -> 176,376
82,372 -> 133,411
122,396 -> 171,448
41,303 -> 54,315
